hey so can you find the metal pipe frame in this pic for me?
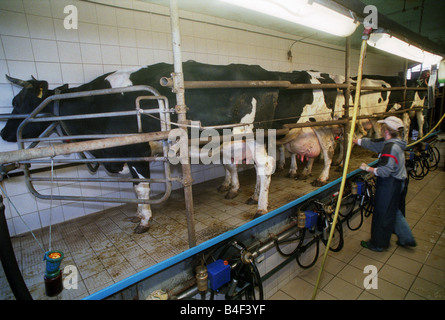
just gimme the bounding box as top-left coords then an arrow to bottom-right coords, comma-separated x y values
2,84 -> 176,206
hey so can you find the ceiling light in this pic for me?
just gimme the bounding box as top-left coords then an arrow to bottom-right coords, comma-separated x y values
220,0 -> 359,37
367,31 -> 443,65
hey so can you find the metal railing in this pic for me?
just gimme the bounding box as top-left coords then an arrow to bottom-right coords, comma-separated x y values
1,85 -> 177,206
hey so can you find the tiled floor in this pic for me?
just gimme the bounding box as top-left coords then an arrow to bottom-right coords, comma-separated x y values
270,167 -> 445,300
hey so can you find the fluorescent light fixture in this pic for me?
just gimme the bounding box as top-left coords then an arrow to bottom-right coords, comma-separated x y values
368,32 -> 443,65
220,0 -> 359,37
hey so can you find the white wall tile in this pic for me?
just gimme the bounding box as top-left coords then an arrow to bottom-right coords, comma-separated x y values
0,10 -> 29,37
137,48 -> 154,66
61,202 -> 85,221
58,41 -> 82,63
0,59 -> 8,81
116,8 -> 135,29
32,39 -> 59,62
76,1 -> 98,24
78,23 -> 101,44
23,0 -> 51,17
27,15 -> 56,40
118,28 -> 137,47
96,5 -> 117,27
101,45 -> 121,65
54,18 -> 79,43
39,205 -> 65,228
80,43 -> 102,64
0,0 -> 25,12
35,62 -> 63,84
134,11 -> 151,31
120,46 -> 138,65
99,25 -> 119,46
8,192 -> 38,216
136,30 -> 153,48
7,60 -> 37,80
2,36 -> 34,61
0,83 -> 13,106
12,212 -> 41,235
60,63 -> 84,83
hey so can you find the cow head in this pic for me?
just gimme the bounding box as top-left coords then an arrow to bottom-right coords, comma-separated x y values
1,75 -> 55,142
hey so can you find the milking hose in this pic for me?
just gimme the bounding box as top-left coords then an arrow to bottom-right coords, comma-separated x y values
311,34 -> 369,300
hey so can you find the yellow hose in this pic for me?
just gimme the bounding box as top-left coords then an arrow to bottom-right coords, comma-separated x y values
311,37 -> 368,300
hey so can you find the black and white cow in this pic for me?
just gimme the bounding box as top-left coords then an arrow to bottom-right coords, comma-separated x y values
1,61 -> 280,232
273,71 -> 345,186
352,75 -> 427,140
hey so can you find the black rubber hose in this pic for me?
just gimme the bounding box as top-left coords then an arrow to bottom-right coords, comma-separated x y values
0,195 -> 33,300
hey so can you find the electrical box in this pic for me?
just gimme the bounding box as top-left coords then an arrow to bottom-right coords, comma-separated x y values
304,210 -> 318,229
207,259 -> 231,291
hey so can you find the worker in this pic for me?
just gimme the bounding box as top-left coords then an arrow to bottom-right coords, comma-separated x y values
353,116 -> 416,252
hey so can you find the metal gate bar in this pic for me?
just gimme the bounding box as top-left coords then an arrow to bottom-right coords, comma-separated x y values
2,85 -> 176,206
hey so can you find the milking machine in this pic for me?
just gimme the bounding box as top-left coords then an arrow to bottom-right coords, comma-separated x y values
169,172 -> 375,301
406,133 -> 441,180
339,174 -> 376,230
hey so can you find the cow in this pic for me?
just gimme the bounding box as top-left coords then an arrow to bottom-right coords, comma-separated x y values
352,75 -> 427,140
273,71 -> 345,186
1,61 -> 280,232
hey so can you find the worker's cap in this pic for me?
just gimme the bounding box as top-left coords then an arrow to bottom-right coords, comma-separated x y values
377,116 -> 404,130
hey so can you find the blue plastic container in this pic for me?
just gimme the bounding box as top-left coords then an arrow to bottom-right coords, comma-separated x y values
356,181 -> 365,195
207,259 -> 231,291
304,210 -> 318,229
44,250 -> 64,278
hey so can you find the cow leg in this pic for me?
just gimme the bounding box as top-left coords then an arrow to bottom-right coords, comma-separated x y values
416,110 -> 424,137
311,128 -> 335,186
218,164 -> 232,193
297,158 -> 314,180
247,173 -> 260,205
133,182 -> 152,233
277,145 -> 285,171
402,112 -> 411,141
224,164 -> 240,199
288,153 -> 298,178
253,171 -> 271,218
130,165 -> 151,234
250,141 -> 275,218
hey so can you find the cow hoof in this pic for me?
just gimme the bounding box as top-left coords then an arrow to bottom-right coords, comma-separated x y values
275,166 -> 284,172
311,180 -> 326,187
130,216 -> 141,223
287,172 -> 297,179
246,197 -> 258,205
134,224 -> 150,234
217,185 -> 231,193
225,190 -> 239,199
253,210 -> 266,219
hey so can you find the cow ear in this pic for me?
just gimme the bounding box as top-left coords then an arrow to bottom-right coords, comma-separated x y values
36,81 -> 49,99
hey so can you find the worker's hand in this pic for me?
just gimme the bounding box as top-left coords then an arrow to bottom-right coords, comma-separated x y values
352,138 -> 359,145
360,163 -> 369,171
